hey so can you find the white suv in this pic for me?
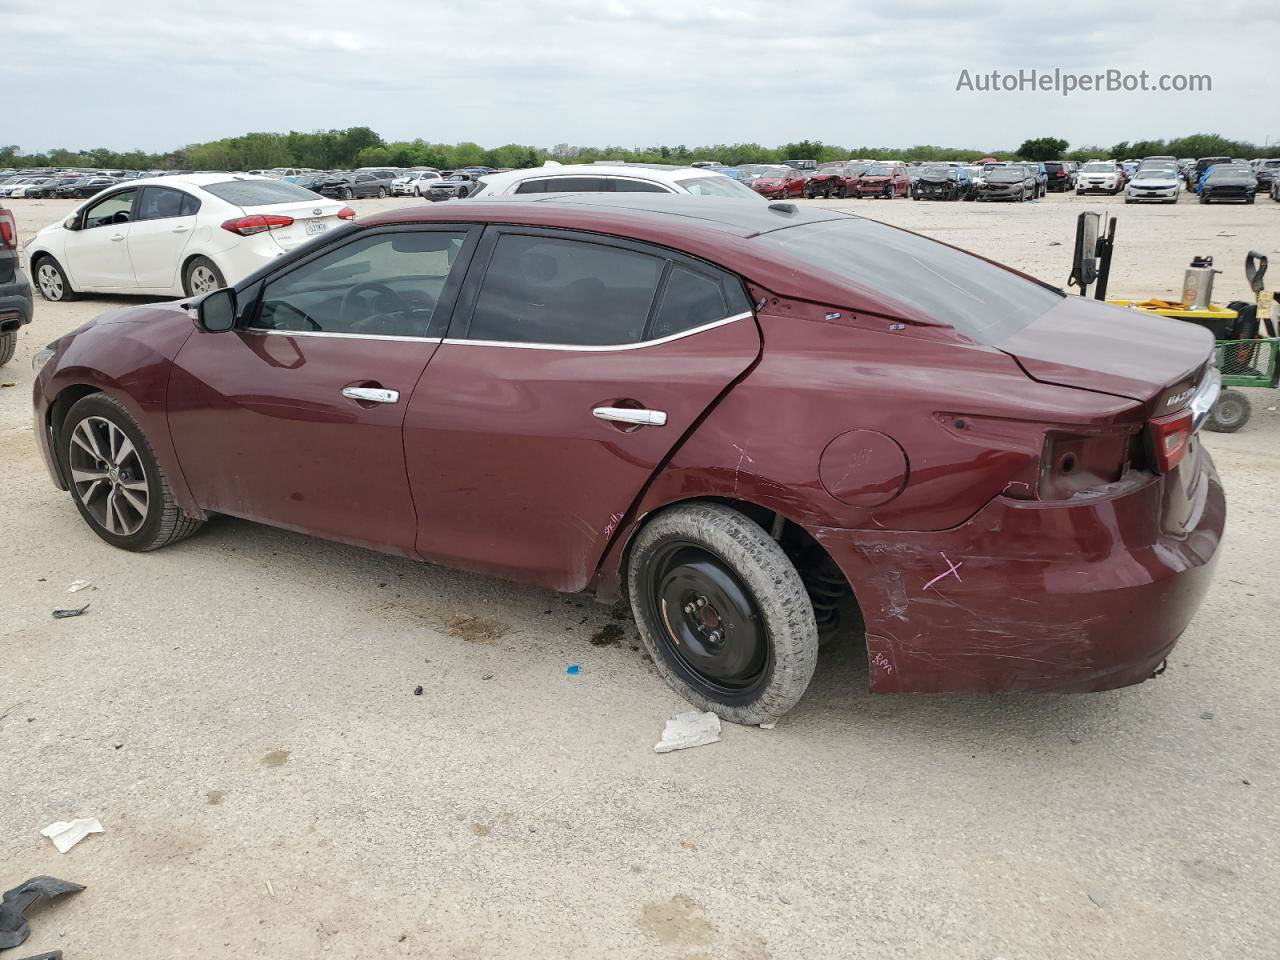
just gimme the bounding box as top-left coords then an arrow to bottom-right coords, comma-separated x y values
391,170 -> 442,196
471,163 -> 764,200
1077,160 -> 1123,195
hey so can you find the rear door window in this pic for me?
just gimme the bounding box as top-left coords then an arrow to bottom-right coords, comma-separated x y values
650,265 -> 748,339
136,186 -> 195,221
612,179 -> 670,193
466,233 -> 663,345
513,177 -> 608,194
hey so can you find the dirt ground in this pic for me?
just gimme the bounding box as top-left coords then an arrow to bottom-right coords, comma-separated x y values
2,193 -> 1278,960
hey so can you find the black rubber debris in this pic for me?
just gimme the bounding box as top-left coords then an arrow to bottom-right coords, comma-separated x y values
0,876 -> 85,950
52,603 -> 91,620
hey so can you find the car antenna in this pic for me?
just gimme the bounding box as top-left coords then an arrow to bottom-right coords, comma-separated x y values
769,202 -> 798,215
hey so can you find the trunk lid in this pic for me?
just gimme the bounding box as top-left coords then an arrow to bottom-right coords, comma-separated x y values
994,296 -> 1213,409
242,198 -> 347,253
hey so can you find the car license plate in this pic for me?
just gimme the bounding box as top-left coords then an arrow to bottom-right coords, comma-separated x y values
305,220 -> 327,236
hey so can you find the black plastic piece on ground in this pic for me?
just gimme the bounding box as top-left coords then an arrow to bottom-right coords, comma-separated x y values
0,876 -> 85,949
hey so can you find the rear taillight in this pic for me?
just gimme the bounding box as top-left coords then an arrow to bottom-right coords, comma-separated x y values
1036,430 -> 1134,499
220,214 -> 294,237
0,209 -> 15,250
337,206 -> 356,221
1148,409 -> 1193,473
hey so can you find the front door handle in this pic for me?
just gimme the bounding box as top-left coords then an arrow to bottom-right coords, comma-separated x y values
343,387 -> 399,404
172,225 -> 190,234
592,406 -> 667,427
109,234 -> 125,242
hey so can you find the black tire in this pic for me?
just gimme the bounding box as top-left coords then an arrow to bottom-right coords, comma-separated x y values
60,393 -> 205,551
627,503 -> 819,725
0,330 -> 15,366
1246,195 -> 1255,205
1199,193 -> 1209,204
377,187 -> 386,198
343,187 -> 353,200
33,256 -> 78,302
1206,390 -> 1252,433
182,256 -> 225,297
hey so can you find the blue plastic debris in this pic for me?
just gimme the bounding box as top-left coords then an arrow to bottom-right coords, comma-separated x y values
566,664 -> 581,676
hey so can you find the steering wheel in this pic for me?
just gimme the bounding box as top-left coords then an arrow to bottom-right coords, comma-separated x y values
267,300 -> 322,331
340,281 -> 410,324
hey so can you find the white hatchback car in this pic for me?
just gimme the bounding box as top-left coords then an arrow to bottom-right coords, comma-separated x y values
471,163 -> 764,200
391,170 -> 442,196
25,174 -> 352,301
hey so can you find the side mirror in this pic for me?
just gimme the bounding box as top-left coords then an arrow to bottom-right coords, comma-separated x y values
196,288 -> 237,333
63,215 -> 79,231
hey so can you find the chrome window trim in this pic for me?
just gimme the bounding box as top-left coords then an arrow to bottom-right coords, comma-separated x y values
442,310 -> 752,352
242,328 -> 443,343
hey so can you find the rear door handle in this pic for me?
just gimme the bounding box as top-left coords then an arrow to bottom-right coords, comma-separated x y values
592,406 -> 667,427
342,387 -> 399,404
109,234 -> 125,242
172,225 -> 189,233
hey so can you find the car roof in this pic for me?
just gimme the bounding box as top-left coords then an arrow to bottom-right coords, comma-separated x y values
100,173 -> 277,191
478,164 -> 721,190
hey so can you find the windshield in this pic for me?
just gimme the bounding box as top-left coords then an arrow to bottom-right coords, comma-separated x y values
676,175 -> 761,199
202,179 -> 324,205
1134,170 -> 1174,180
754,166 -> 788,179
1082,162 -> 1113,172
817,165 -> 845,175
1209,167 -> 1252,178
865,165 -> 893,176
920,166 -> 955,178
757,218 -> 1062,344
987,168 -> 1023,182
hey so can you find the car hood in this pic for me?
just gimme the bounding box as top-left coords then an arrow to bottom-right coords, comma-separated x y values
994,296 -> 1212,404
919,174 -> 955,183
1131,177 -> 1178,187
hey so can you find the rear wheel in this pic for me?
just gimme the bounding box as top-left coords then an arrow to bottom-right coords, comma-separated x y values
0,331 -> 15,366
627,503 -> 819,725
61,393 -> 204,551
1206,390 -> 1252,433
183,257 -> 225,297
377,187 -> 386,198
343,187 -> 354,200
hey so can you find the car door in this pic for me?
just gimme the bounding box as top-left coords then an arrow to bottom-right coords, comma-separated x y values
62,188 -> 139,289
403,226 -> 761,592
126,186 -> 200,291
166,224 -> 480,555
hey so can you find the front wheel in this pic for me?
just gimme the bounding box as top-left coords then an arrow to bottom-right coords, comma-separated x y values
627,503 -> 819,725
34,257 -> 78,302
343,187 -> 353,200
61,393 -> 205,551
377,187 -> 386,198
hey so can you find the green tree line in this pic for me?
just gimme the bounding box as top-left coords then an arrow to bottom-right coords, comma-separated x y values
1,129 -> 1272,172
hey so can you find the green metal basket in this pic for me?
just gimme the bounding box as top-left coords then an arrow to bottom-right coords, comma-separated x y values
1215,338 -> 1280,389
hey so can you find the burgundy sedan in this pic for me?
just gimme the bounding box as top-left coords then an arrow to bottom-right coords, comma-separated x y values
31,196 -> 1225,725
853,162 -> 911,198
749,166 -> 806,200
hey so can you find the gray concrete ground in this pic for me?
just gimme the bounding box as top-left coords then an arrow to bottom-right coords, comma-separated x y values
1,193 -> 1278,959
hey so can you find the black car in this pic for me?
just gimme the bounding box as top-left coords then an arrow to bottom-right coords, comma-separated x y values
0,204 -> 33,366
426,173 -> 480,201
1199,165 -> 1258,204
1191,156 -> 1231,189
317,173 -> 389,200
284,173 -> 330,192
56,176 -> 118,199
1254,159 -> 1280,188
911,164 -> 968,201
29,177 -> 82,199
1044,161 -> 1075,192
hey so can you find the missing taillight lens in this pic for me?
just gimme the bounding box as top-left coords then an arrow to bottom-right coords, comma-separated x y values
1148,409 -> 1193,473
220,214 -> 294,237
1038,430 -> 1133,499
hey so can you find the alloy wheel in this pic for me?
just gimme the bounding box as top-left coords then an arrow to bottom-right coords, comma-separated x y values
36,263 -> 64,300
68,416 -> 149,536
644,541 -> 769,699
189,265 -> 219,295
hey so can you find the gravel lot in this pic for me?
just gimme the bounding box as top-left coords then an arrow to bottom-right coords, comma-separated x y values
2,193 -> 1278,960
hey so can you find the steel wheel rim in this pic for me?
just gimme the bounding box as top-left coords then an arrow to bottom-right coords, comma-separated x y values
1215,398 -> 1244,427
644,541 -> 770,699
68,416 -> 149,536
37,264 -> 63,300
189,266 -> 217,294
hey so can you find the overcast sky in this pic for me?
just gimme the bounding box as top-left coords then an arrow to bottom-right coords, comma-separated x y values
5,0 -> 1277,154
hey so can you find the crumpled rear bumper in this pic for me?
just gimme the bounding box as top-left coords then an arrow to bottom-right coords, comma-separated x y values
817,452 -> 1225,694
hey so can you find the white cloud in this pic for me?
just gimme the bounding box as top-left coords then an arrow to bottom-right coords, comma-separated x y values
1,0 -> 1270,153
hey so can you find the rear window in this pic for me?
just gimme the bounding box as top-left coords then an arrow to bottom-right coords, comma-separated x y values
756,218 -> 1063,345
202,179 -> 322,206
675,176 -> 760,199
